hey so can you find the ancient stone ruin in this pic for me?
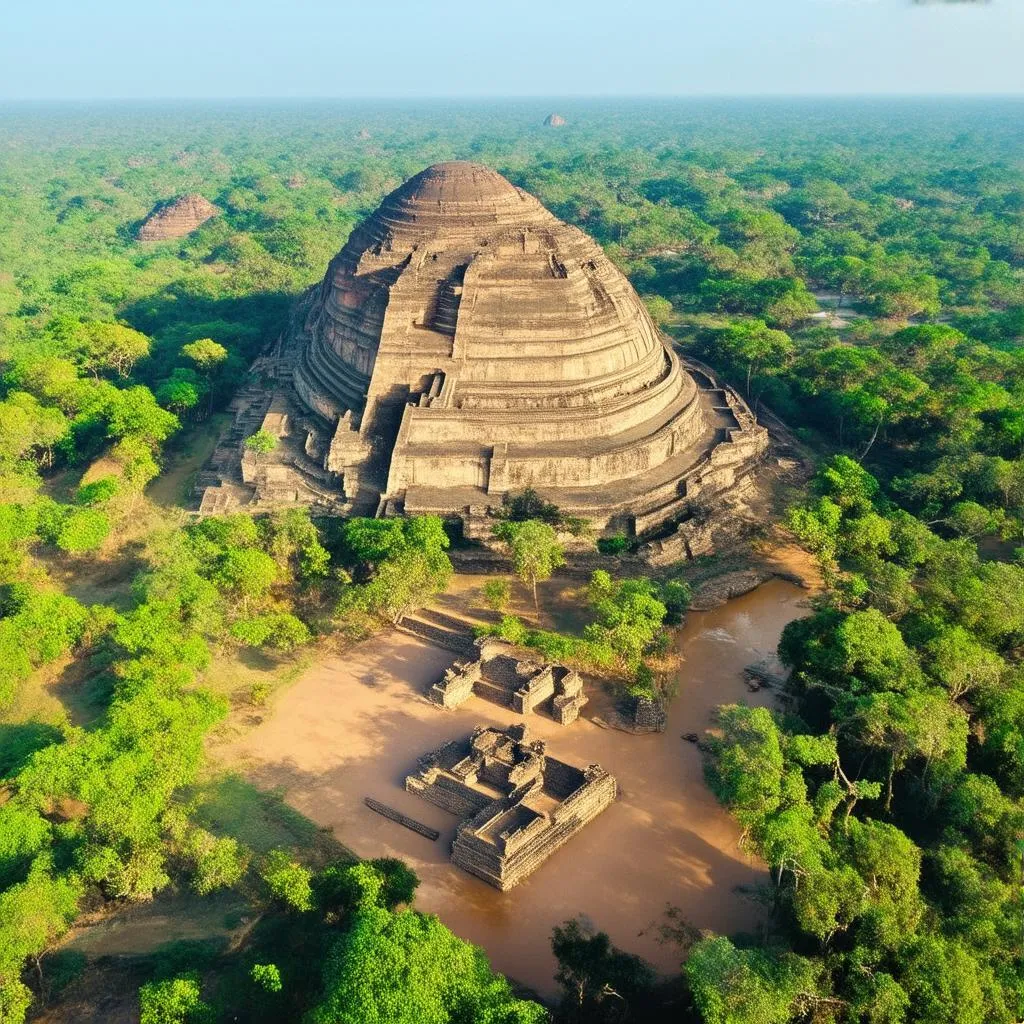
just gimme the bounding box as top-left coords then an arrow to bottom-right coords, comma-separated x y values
137,194 -> 220,241
198,161 -> 768,552
428,636 -> 588,725
544,113 -> 567,127
406,723 -> 616,890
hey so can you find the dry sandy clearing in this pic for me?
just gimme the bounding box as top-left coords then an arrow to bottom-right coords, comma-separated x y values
214,578 -> 807,996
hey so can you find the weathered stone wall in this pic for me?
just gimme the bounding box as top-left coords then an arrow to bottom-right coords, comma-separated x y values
511,665 -> 555,715
428,660 -> 480,708
405,772 -> 492,818
407,725 -> 616,891
401,349 -> 695,446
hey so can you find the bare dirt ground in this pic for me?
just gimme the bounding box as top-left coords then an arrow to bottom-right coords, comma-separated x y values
810,290 -> 862,329
147,414 -> 229,509
209,578 -> 811,998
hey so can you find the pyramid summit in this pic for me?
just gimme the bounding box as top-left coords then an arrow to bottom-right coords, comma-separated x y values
200,162 -> 767,555
137,193 -> 219,241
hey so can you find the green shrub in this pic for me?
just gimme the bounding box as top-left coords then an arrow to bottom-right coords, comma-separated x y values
250,962 -> 282,993
0,591 -> 90,708
139,972 -> 213,1024
493,614 -> 528,645
0,582 -> 30,616
76,476 -> 119,505
314,859 -> 419,918
369,857 -> 420,909
186,830 -> 248,896
481,578 -> 511,613
37,501 -> 111,553
627,663 -> 657,699
597,533 -> 630,555
259,850 -> 313,912
53,507 -> 110,552
230,612 -> 311,651
662,580 -> 692,624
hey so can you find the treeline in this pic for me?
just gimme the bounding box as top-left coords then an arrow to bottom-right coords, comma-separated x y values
686,455 -> 1024,1024
0,444 -> 468,1024
694,321 -> 1024,535
516,140 -> 1020,331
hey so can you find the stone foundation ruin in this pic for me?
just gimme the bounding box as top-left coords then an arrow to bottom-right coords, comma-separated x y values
428,637 -> 588,725
197,161 -> 769,557
406,723 -> 616,890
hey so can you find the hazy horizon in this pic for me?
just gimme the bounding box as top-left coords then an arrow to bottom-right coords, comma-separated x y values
2,94 -> 1023,103
2,0 -> 1021,101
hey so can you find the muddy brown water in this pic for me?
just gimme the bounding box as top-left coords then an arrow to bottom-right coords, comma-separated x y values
218,578 -> 808,998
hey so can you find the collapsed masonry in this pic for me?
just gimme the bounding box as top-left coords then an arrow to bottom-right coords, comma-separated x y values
406,723 -> 616,890
197,161 -> 769,557
428,637 -> 588,725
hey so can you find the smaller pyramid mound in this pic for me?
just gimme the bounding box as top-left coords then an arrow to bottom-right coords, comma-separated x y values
137,194 -> 219,241
544,113 -> 566,127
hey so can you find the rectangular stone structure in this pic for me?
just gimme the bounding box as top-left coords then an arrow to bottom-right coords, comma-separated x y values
406,723 -> 616,891
427,637 -> 588,725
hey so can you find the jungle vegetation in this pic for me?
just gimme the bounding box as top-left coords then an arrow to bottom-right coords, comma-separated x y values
1,98 -> 1022,1022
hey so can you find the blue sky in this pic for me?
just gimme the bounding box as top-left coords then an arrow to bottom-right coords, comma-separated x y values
1,0 -> 1021,99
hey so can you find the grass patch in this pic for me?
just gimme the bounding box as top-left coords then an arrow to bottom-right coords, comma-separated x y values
201,645 -> 312,710
188,773 -> 348,864
0,651 -> 112,731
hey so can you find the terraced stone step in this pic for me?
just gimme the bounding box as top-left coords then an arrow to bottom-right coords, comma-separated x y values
417,607 -> 479,635
397,614 -> 477,656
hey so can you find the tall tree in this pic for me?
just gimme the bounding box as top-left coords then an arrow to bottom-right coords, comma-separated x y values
494,519 -> 564,611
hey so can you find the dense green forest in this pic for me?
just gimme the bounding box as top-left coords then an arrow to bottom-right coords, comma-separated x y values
1,99 -> 1022,1023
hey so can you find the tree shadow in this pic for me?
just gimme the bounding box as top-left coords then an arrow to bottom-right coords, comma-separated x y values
186,772 -> 352,865
0,720 -> 64,776
118,287 -> 295,376
46,656 -> 116,729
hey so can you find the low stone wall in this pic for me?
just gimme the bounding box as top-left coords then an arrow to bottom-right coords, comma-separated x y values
451,768 -> 616,890
405,772 -> 492,819
511,665 -> 555,715
426,637 -> 588,725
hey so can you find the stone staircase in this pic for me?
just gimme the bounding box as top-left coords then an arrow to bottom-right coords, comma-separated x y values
347,401 -> 406,515
195,375 -> 275,511
398,607 -> 478,656
424,277 -> 462,336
